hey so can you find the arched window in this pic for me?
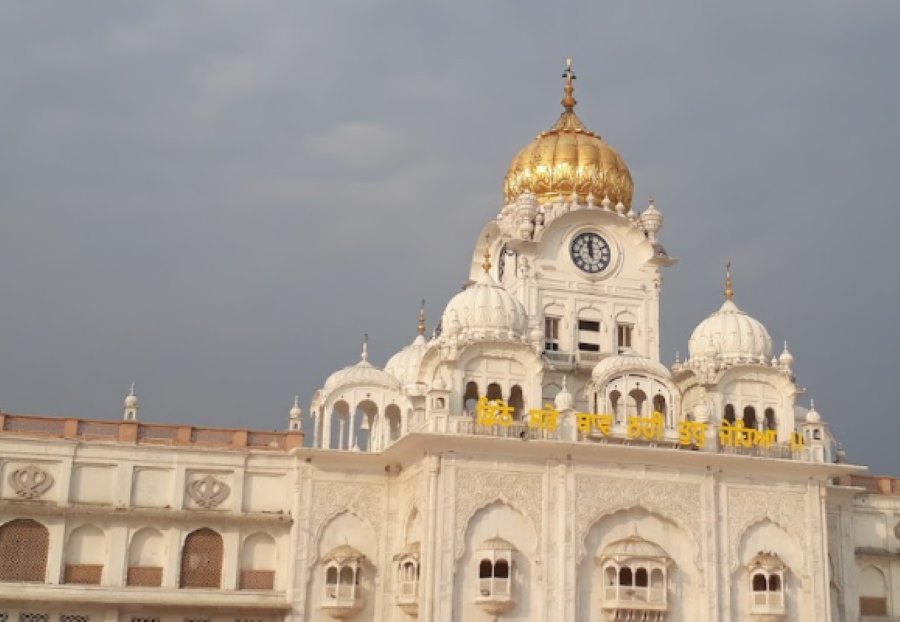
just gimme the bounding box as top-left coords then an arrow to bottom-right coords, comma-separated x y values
627,389 -> 646,418
0,519 -> 48,582
652,395 -> 667,417
486,383 -> 503,401
619,567 -> 633,586
724,404 -> 736,424
635,567 -> 648,587
385,405 -> 402,444
127,527 -> 164,587
752,573 -> 768,591
609,390 -> 622,423
180,528 -> 223,588
743,406 -> 757,429
508,385 -> 524,420
464,382 -> 480,414
764,408 -> 776,431
240,532 -> 276,590
494,559 -> 509,579
479,560 -> 493,579
325,566 -> 338,587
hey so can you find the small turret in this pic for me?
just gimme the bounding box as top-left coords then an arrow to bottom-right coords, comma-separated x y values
123,383 -> 139,422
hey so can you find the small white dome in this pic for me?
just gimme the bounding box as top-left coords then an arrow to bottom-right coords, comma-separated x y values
478,536 -> 517,552
688,299 -> 773,365
385,334 -> 428,387
779,341 -> 794,367
323,340 -> 401,393
124,383 -> 138,409
441,273 -> 527,343
289,395 -> 302,419
592,352 -> 672,383
554,376 -> 574,411
322,544 -> 365,564
806,400 -> 821,423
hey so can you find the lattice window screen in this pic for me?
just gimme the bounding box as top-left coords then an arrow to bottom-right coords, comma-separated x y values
59,615 -> 90,622
0,519 -> 49,582
130,617 -> 160,622
183,618 -> 210,622
179,528 -> 223,589
19,614 -> 49,622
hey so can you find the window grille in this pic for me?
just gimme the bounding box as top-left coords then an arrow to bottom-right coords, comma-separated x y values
130,617 -> 160,622
59,615 -> 90,622
126,566 -> 163,587
63,564 -> 102,585
19,615 -> 49,622
239,570 -> 275,590
184,618 -> 210,622
859,597 -> 888,616
179,528 -> 223,588
0,519 -> 49,582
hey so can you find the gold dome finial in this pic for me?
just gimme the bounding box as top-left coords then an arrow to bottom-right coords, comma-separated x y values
482,235 -> 492,273
724,262 -> 734,301
417,299 -> 426,336
562,57 -> 576,112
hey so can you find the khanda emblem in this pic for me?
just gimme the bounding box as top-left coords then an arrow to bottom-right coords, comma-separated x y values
187,474 -> 231,509
9,464 -> 54,499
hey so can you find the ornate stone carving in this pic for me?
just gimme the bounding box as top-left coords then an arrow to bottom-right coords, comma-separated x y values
727,487 -> 807,569
453,470 -> 542,559
186,474 -> 231,509
310,480 -> 385,548
8,464 -> 54,499
574,475 -> 702,562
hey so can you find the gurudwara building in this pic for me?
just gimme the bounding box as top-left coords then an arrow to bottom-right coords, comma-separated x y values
0,63 -> 897,622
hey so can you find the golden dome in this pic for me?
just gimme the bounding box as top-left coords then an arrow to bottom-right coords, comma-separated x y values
504,61 -> 634,209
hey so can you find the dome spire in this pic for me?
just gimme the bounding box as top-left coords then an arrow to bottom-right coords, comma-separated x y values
724,262 -> 734,301
417,299 -> 426,336
361,333 -> 369,362
562,57 -> 576,112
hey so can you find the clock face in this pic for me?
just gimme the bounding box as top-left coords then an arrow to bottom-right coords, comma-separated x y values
570,232 -> 612,274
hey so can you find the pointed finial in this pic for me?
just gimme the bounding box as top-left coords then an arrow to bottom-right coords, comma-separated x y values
561,375 -> 568,390
417,299 -> 426,336
293,394 -> 300,408
129,382 -> 136,396
810,398 -> 815,410
561,57 -> 577,112
724,261 -> 734,301
361,333 -> 369,362
482,234 -> 492,273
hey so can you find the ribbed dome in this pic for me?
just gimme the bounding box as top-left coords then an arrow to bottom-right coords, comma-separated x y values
322,544 -> 365,564
324,341 -> 401,393
602,535 -> 668,559
478,536 -> 517,552
441,273 -> 528,342
385,334 -> 428,387
591,352 -> 672,383
504,62 -> 633,208
688,299 -> 773,365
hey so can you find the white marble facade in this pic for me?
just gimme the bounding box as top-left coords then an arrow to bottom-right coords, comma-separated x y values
1,65 -> 898,622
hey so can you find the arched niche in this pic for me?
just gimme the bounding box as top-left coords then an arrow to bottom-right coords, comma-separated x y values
307,511 -> 377,622
731,519 -> 804,620
240,532 -> 277,590
127,527 -> 164,586
0,518 -> 49,583
452,501 -> 537,622
578,507 -> 699,622
64,523 -> 106,585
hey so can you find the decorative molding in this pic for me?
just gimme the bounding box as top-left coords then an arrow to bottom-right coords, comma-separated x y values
309,480 -> 385,554
8,464 -> 54,499
727,486 -> 806,570
574,475 -> 702,563
453,469 -> 542,560
186,474 -> 231,509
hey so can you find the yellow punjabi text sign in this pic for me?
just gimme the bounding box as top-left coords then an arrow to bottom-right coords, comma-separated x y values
472,396 -> 805,452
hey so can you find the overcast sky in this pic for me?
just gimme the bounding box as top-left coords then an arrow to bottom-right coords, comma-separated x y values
0,1 -> 898,474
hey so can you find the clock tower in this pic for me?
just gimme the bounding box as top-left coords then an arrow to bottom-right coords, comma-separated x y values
466,60 -> 675,411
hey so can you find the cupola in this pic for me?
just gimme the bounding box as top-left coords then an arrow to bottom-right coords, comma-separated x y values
504,59 -> 634,209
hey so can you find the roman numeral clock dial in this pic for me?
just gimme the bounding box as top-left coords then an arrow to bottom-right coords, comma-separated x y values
570,231 -> 612,274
